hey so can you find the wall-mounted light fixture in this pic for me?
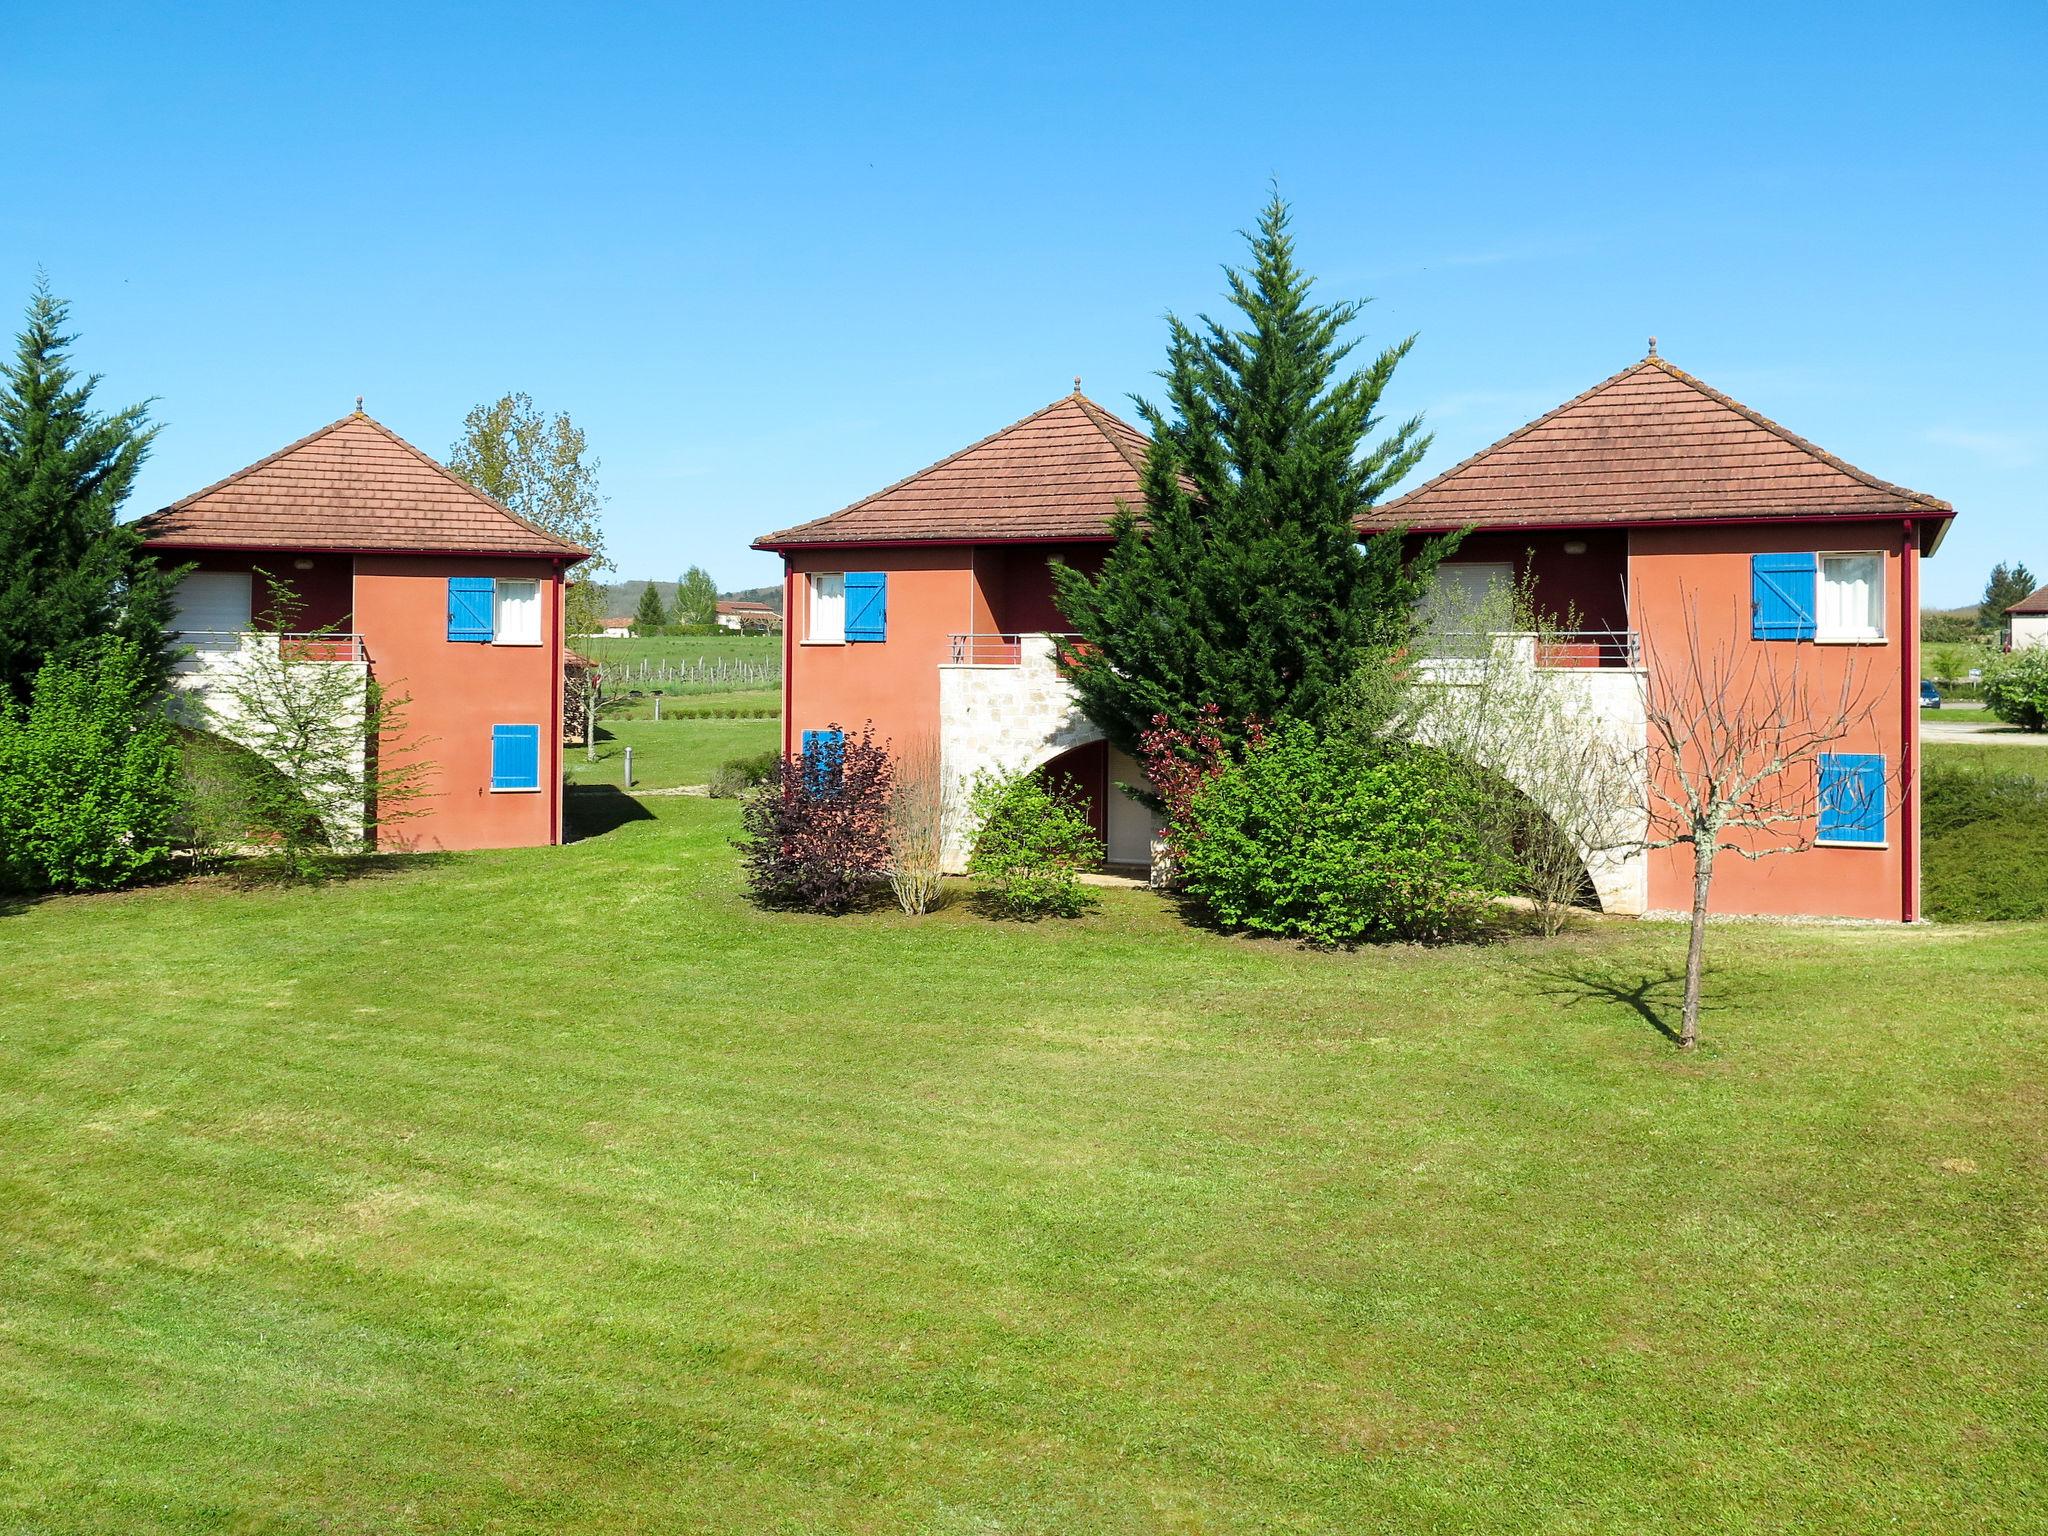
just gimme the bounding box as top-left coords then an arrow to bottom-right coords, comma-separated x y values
293,557 -> 315,570
1562,540 -> 1588,556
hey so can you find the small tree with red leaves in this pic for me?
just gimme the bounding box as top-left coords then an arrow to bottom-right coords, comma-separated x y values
1137,703 -> 1267,866
737,722 -> 893,913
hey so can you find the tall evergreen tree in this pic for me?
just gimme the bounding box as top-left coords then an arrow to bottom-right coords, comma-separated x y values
674,565 -> 719,627
1052,193 -> 1456,756
1981,560 -> 2038,631
633,583 -> 669,632
0,280 -> 176,705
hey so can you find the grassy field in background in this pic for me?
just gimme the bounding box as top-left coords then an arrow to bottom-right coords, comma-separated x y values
571,633 -> 781,671
3,795 -> 2044,1532
1923,706 -> 1998,724
566,718 -> 778,790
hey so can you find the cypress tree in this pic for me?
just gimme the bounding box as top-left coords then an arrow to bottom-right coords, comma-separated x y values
1052,193 -> 1457,755
0,280 -> 175,705
633,583 -> 669,632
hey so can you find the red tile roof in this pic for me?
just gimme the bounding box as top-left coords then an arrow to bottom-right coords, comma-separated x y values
2007,583 -> 2048,616
1362,355 -> 1953,536
753,391 -> 1155,548
137,412 -> 588,559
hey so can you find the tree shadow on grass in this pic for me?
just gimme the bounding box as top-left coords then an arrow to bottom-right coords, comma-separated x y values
565,784 -> 656,843
1520,957 -> 1689,1045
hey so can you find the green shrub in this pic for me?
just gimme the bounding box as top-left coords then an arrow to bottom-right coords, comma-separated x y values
1924,817 -> 2048,922
967,769 -> 1102,918
0,641 -> 182,893
708,748 -> 780,799
1178,722 -> 1502,945
1920,759 -> 2048,836
1920,758 -> 2048,921
1980,649 -> 2048,730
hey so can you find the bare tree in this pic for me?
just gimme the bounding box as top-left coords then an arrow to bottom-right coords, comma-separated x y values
1641,597 -> 1898,1048
886,732 -> 952,915
1406,570 -> 1644,935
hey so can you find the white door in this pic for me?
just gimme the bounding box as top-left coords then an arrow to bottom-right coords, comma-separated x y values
1106,747 -> 1163,866
172,571 -> 253,641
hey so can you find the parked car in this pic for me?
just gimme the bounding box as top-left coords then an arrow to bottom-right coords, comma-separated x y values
1921,679 -> 1943,709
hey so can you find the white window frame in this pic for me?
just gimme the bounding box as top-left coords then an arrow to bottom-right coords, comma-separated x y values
1815,551 -> 1885,643
491,578 -> 543,647
805,572 -> 846,645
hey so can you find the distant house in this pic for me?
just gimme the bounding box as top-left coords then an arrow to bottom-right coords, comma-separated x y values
137,409 -> 587,851
756,356 -> 1954,921
716,598 -> 782,632
596,615 -> 634,638
2004,584 -> 2048,651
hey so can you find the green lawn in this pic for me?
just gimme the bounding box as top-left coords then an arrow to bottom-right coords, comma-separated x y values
1923,706 -> 1998,723
2,797 -> 2044,1532
565,717 -> 777,789
1925,740 -> 2048,781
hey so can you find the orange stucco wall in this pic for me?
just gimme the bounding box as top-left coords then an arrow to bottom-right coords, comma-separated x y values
1628,521 -> 1920,921
782,547 -> 977,757
352,554 -> 565,851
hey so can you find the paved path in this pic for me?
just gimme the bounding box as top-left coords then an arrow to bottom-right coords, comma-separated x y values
1922,720 -> 2048,746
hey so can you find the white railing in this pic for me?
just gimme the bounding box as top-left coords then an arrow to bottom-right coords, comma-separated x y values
945,632 -> 1081,665
1423,629 -> 1641,670
175,630 -> 367,665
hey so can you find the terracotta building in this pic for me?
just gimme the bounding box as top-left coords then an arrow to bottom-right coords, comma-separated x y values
139,410 -> 587,850
756,353 -> 1953,921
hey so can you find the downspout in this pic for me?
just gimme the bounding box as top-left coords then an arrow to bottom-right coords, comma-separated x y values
551,560 -> 565,845
1900,522 -> 1918,922
782,556 -> 796,758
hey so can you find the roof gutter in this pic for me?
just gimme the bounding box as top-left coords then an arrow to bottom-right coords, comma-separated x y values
1361,508 -> 1955,556
142,539 -> 590,562
751,532 -> 1119,554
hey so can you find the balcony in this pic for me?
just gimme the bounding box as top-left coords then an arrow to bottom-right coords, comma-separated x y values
173,630 -> 367,667
937,628 -> 1649,913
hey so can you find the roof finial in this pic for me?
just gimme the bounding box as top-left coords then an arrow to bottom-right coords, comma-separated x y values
1647,336 -> 1658,358
1073,375 -> 1081,395
354,394 -> 365,414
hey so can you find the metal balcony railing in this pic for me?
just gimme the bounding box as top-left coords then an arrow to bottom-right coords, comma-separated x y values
1424,630 -> 1641,669
174,630 -> 367,664
945,632 -> 1081,665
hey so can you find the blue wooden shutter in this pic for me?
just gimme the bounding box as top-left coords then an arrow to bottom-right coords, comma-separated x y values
491,724 -> 541,790
844,572 -> 887,642
448,577 -> 496,642
1751,553 -> 1817,641
1818,752 -> 1885,844
801,728 -> 845,796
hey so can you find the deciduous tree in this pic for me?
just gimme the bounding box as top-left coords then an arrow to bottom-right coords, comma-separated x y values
1640,599 -> 1896,1048
674,565 -> 719,628
448,392 -> 607,634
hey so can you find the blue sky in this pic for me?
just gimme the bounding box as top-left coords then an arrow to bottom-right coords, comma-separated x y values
6,2 -> 2042,606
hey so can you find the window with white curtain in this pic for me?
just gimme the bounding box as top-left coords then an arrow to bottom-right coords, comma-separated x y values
808,572 -> 845,643
493,578 -> 542,646
1818,553 -> 1883,640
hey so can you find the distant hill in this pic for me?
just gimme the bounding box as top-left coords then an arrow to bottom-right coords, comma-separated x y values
589,581 -> 783,621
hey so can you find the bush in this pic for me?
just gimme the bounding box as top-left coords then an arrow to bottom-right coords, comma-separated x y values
1924,816 -> 2048,921
1178,722 -> 1503,945
707,748 -> 779,799
735,723 -> 892,912
1980,649 -> 2048,730
966,769 -> 1101,918
0,642 -> 182,893
1921,759 -> 2048,921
